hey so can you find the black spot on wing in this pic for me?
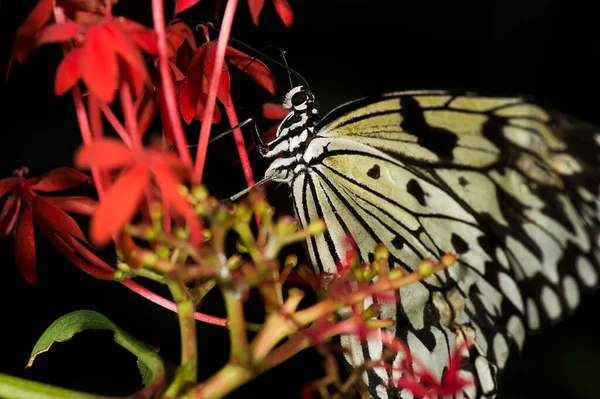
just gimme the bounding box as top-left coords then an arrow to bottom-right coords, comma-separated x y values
392,235 -> 404,249
407,178 -> 427,206
459,176 -> 470,187
367,164 -> 381,179
451,233 -> 470,254
399,96 -> 458,160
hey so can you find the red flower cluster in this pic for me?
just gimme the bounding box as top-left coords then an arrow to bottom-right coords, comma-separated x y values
0,168 -> 98,284
74,139 -> 202,247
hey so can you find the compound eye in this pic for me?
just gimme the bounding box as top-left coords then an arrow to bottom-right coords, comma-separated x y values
291,91 -> 308,108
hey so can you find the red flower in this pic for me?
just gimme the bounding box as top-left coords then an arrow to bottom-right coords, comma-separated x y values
179,34 -> 277,124
0,167 -> 97,284
174,0 -> 204,13
36,16 -> 158,103
248,0 -> 294,27
74,139 -> 202,247
379,331 -> 473,398
7,0 -> 115,80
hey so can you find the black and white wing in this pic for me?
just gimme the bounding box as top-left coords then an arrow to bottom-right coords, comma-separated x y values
290,91 -> 600,398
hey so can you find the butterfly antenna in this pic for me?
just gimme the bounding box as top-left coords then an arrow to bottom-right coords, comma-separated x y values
189,21 -> 310,89
165,117 -> 257,152
229,176 -> 272,202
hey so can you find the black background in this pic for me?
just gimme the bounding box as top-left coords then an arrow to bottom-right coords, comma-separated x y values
1,1 -> 600,398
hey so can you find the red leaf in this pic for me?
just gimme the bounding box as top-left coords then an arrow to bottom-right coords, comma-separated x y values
74,139 -> 135,170
36,22 -> 81,45
226,46 -> 276,95
15,205 -> 37,284
247,0 -> 266,26
81,25 -> 118,102
90,164 -> 150,247
175,0 -> 204,13
0,177 -> 19,198
262,102 -> 288,119
0,194 -> 21,237
32,196 -> 89,244
42,196 -> 96,215
272,0 -> 294,27
30,167 -> 89,192
55,48 -> 82,96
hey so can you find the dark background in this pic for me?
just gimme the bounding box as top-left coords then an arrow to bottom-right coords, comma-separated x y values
1,1 -> 600,398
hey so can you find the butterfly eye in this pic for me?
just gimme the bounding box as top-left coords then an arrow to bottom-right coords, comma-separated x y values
291,91 -> 308,108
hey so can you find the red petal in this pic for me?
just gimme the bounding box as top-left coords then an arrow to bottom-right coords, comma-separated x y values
30,167 -> 89,192
73,139 -> 135,170
151,166 -> 202,245
90,164 -> 149,247
175,0 -> 203,13
179,76 -> 201,124
247,0 -> 266,25
55,48 -> 82,96
0,195 -> 21,237
169,61 -> 186,81
81,25 -> 118,102
42,196 -> 97,215
17,0 -> 54,36
104,21 -> 150,95
193,93 -> 222,123
226,46 -> 276,95
262,102 -> 288,119
41,230 -> 114,280
32,196 -> 89,244
15,205 -> 37,284
135,89 -> 158,137
272,0 -> 294,27
114,19 -> 158,55
203,43 -> 231,106
36,22 -> 81,45
0,177 -> 20,198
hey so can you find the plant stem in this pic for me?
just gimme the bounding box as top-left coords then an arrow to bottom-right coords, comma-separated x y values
224,98 -> 255,187
192,0 -> 240,183
0,373 -> 115,399
164,279 -> 198,397
183,363 -> 253,399
223,291 -> 251,366
151,0 -> 192,168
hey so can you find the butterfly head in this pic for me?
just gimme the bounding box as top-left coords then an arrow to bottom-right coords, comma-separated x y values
283,86 -> 317,114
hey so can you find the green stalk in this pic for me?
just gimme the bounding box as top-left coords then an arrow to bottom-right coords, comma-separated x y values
164,279 -> 198,398
0,373 -> 115,399
223,291 -> 251,366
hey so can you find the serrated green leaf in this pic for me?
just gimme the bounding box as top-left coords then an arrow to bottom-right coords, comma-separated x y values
28,310 -> 165,393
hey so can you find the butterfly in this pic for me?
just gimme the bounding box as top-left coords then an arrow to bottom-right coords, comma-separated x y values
251,85 -> 600,398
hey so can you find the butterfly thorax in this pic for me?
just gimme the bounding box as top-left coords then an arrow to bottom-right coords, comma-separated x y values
262,86 -> 319,158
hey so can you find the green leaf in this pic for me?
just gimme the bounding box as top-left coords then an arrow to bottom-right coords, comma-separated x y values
28,310 -> 165,392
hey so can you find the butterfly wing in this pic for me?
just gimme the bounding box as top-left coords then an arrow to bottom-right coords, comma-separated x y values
290,92 -> 600,398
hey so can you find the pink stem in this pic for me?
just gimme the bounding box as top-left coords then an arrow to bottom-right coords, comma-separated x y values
99,101 -> 133,148
224,99 -> 255,187
71,238 -> 228,326
192,0 -> 240,184
151,0 -> 192,168
119,82 -> 142,149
